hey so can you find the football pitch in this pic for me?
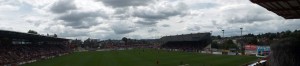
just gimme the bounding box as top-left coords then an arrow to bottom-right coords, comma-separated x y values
22,49 -> 257,66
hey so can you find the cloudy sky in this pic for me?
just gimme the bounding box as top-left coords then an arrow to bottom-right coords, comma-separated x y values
0,0 -> 300,40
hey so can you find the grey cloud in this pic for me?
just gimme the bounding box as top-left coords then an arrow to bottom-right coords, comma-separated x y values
43,26 -> 88,37
99,0 -> 154,8
100,33 -> 143,40
110,2 -> 187,26
50,0 -> 76,13
148,28 -> 157,32
57,11 -> 107,29
214,19 -> 300,37
217,27 -> 223,29
177,20 -> 184,23
190,3 -> 220,9
271,20 -> 300,32
25,19 -> 42,26
187,26 -> 201,31
98,27 -> 111,31
228,14 -> 275,23
133,8 -> 186,20
114,8 -> 128,14
112,28 -> 135,34
59,30 -> 88,37
0,27 -> 13,30
212,20 -> 217,25
111,23 -> 136,34
102,33 -> 124,39
133,12 -> 173,20
222,4 -> 278,23
132,2 -> 188,26
161,24 -> 170,27
130,35 -> 143,39
135,20 -> 157,26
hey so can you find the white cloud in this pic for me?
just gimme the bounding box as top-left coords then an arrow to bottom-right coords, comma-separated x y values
19,0 -> 58,7
0,5 -> 19,12
98,0 -> 154,8
0,0 -> 300,40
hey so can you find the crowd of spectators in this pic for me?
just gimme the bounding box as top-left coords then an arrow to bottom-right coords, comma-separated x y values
0,44 -> 71,65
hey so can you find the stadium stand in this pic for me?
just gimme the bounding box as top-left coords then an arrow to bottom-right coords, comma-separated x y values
160,33 -> 211,52
0,30 -> 71,65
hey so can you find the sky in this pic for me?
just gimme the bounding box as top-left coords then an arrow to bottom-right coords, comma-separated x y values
0,0 -> 300,40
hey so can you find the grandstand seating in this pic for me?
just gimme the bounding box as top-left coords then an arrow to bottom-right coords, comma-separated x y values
160,33 -> 211,51
0,44 -> 71,65
0,30 -> 71,65
161,41 -> 210,51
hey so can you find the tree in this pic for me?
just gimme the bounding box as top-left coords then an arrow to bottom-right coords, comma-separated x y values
217,35 -> 221,39
83,38 -> 96,48
221,39 -> 238,50
28,30 -> 38,34
71,39 -> 83,48
83,38 -> 91,45
122,37 -> 128,45
244,33 -> 255,37
211,41 -> 219,49
246,38 -> 258,44
53,34 -> 57,37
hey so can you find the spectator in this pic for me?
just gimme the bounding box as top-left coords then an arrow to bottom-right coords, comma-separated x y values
269,38 -> 300,66
0,44 -> 71,65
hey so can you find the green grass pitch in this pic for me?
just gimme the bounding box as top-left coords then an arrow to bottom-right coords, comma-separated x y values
22,49 -> 257,66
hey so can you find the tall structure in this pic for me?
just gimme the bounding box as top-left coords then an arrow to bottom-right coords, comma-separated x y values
240,28 -> 243,36
250,0 -> 300,19
222,30 -> 225,37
